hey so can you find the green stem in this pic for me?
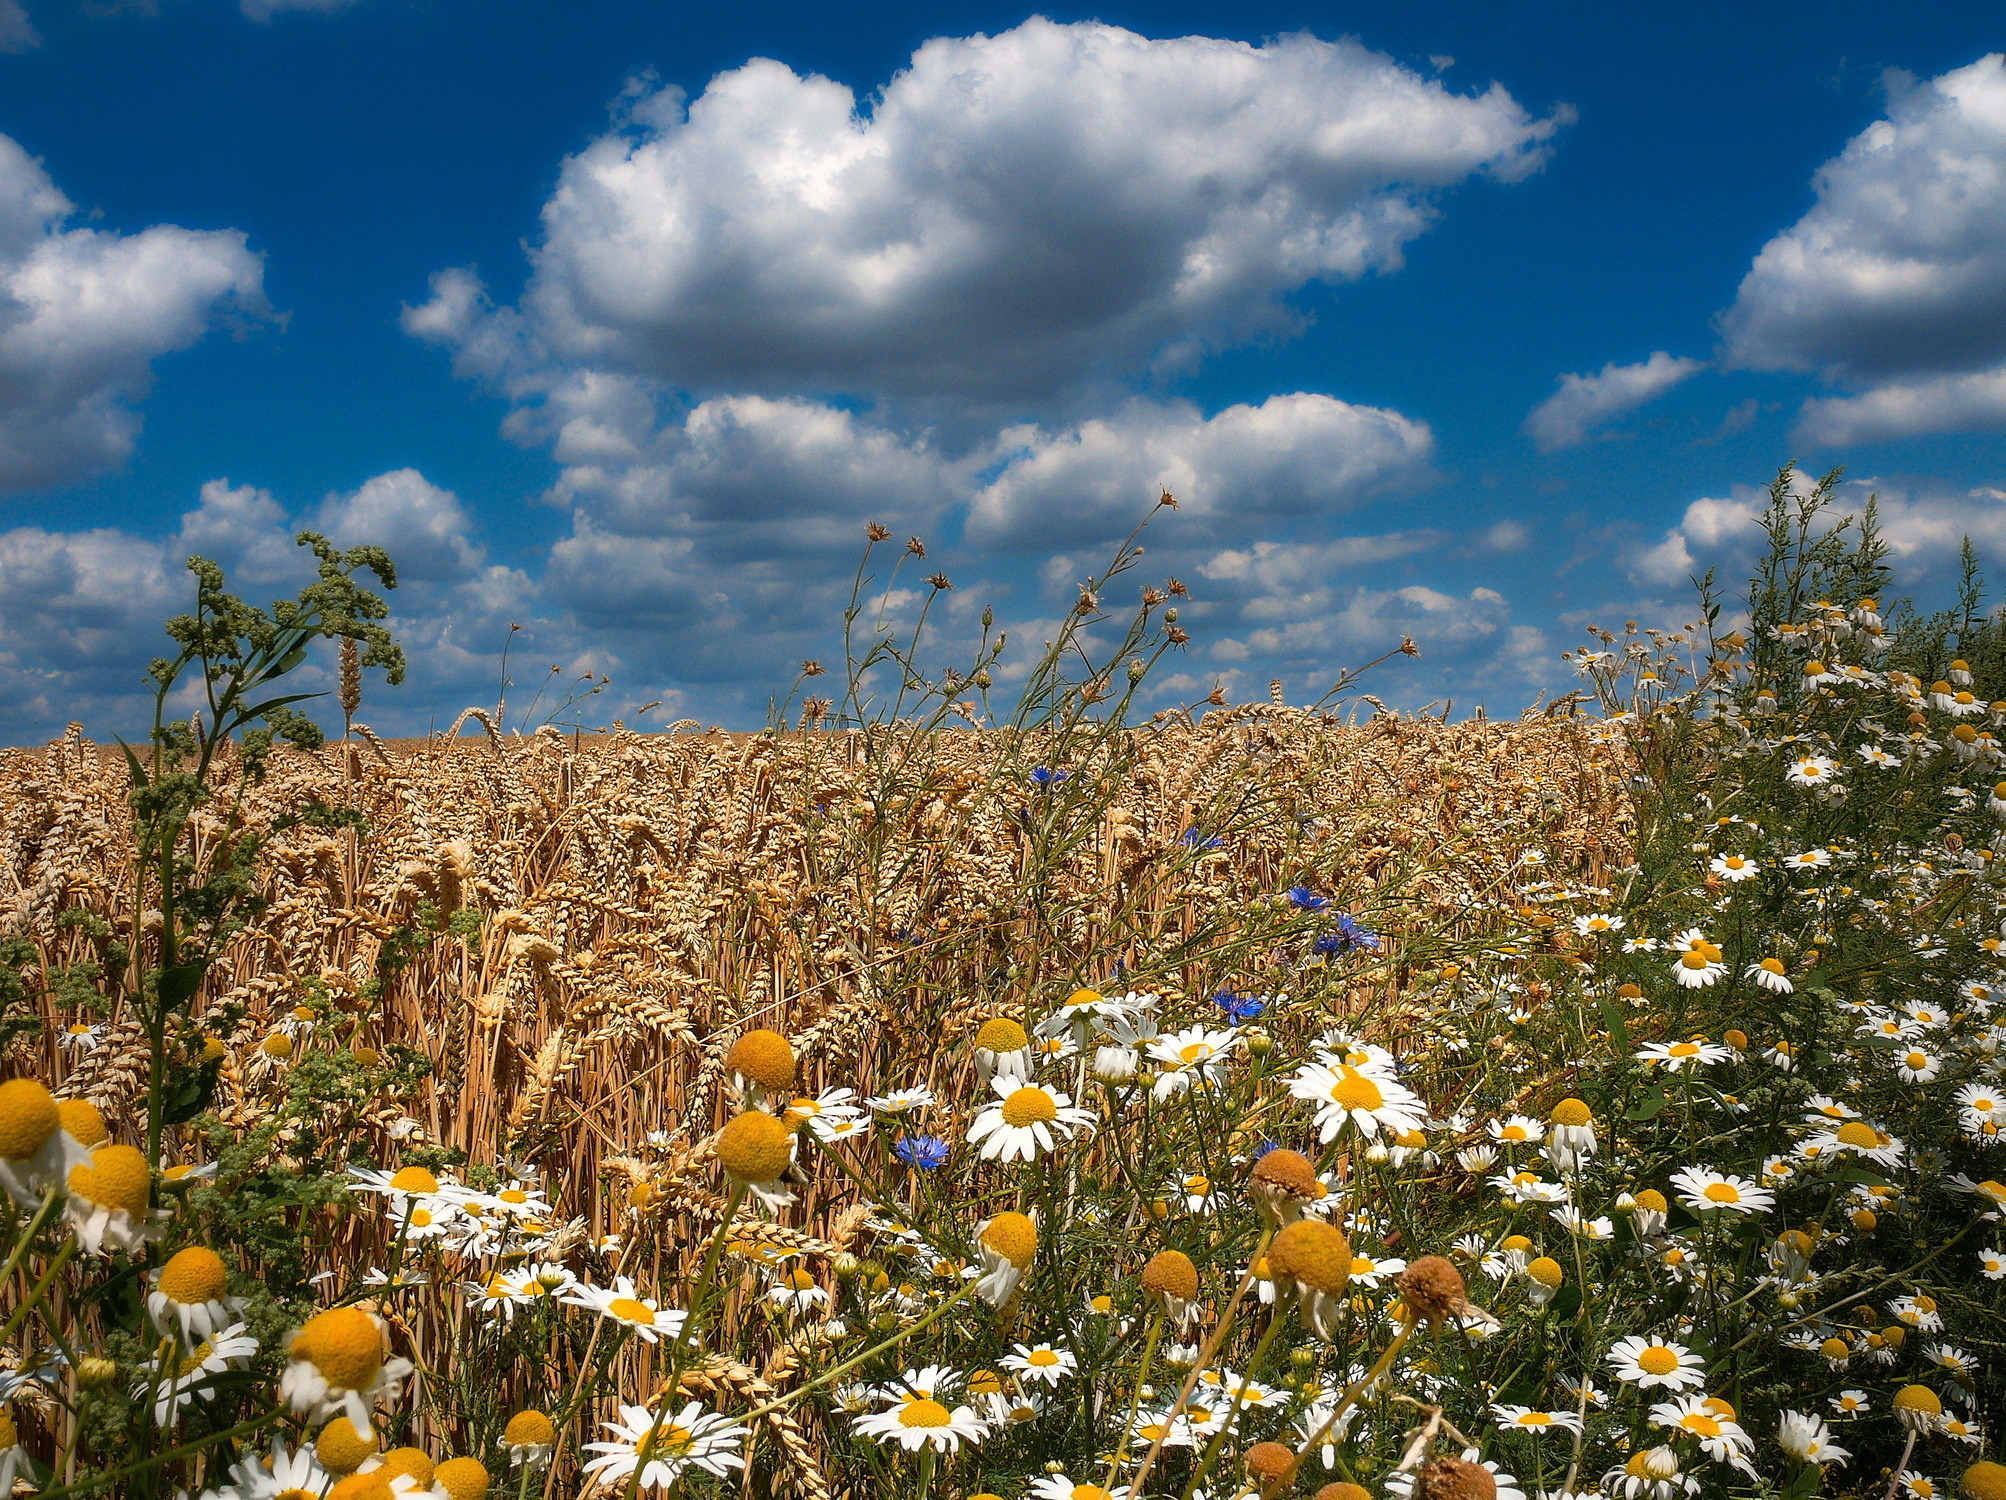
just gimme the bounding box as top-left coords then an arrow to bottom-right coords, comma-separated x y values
32,1404 -> 288,1500
740,1276 -> 984,1422
1179,1311 -> 1289,1500
1289,1321 -> 1416,1470
0,1237 -> 77,1353
1099,1309 -> 1164,1493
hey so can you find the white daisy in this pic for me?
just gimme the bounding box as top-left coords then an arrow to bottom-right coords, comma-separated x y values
1606,1335 -> 1707,1390
581,1402 -> 747,1489
965,1077 -> 1095,1162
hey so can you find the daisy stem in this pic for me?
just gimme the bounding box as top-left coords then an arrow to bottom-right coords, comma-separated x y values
0,1188 -> 59,1294
1126,1231 -> 1270,1500
914,1444 -> 936,1500
29,1403 -> 289,1500
1882,1428 -> 1917,1500
738,1275 -> 984,1422
1287,1319 -> 1417,1472
0,1235 -> 75,1354
619,1181 -> 749,1500
1179,1309 -> 1289,1500
1098,1308 -> 1163,1493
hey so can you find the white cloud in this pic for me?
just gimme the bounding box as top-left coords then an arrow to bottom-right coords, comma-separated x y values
1523,351 -> 1705,451
0,133 -> 266,490
1628,473 -> 2006,591
314,467 -> 485,582
1794,366 -> 2006,446
411,18 -> 1563,406
241,0 -> 363,18
968,394 -> 1434,550
0,0 -> 36,52
1718,54 -> 2006,442
0,471 -> 522,743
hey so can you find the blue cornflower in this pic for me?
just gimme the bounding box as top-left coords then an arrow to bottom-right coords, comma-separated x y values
893,1134 -> 949,1169
1181,828 -> 1224,849
1029,766 -> 1070,786
1212,991 -> 1265,1024
1287,885 -> 1329,912
1312,913 -> 1381,956
1251,1139 -> 1282,1161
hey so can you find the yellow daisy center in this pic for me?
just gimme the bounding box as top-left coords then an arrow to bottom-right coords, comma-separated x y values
0,1078 -> 60,1160
1000,1087 -> 1058,1128
898,1399 -> 953,1428
1637,1346 -> 1680,1376
607,1297 -> 655,1325
158,1246 -> 229,1305
1329,1067 -> 1384,1111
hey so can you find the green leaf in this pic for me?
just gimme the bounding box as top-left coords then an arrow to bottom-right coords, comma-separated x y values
113,734 -> 149,790
160,1064 -> 218,1125
1596,998 -> 1633,1051
1625,1086 -> 1667,1122
157,961 -> 206,1013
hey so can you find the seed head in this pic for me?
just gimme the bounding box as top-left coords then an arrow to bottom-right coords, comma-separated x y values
1963,1461 -> 2006,1500
716,1111 -> 795,1184
1244,1441 -> 1297,1488
1416,1455 -> 1497,1500
434,1456 -> 491,1499
1140,1249 -> 1199,1302
725,1030 -> 796,1091
0,1077 -> 59,1160
1398,1255 -> 1473,1328
980,1211 -> 1038,1268
1269,1219 -> 1351,1295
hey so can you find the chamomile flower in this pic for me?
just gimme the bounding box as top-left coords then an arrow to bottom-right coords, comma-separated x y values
1144,1026 -> 1238,1099
1634,1039 -> 1733,1072
560,1277 -> 688,1343
1785,755 -> 1839,788
1784,847 -> 1834,870
767,1267 -> 829,1311
1778,1410 -> 1850,1466
1648,1394 -> 1752,1463
1288,1059 -> 1428,1142
1488,1115 -> 1546,1146
1493,1405 -> 1583,1436
138,1321 -> 260,1424
965,1077 -> 1094,1162
1027,1476 -> 1132,1500
1574,912 -> 1626,935
853,1394 -> 989,1452
864,1087 -> 937,1114
581,1402 -> 748,1489
1670,1167 -> 1773,1215
1708,854 -> 1759,882
147,1246 -> 246,1342
1001,1342 -> 1077,1386
1607,1335 -> 1707,1390
1893,1047 -> 1942,1082
1747,957 -> 1793,992
279,1305 -> 414,1437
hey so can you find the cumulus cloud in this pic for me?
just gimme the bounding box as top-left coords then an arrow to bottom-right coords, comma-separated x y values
968,394 -> 1434,549
313,467 -> 484,582
0,471 -> 517,743
411,18 -> 1563,405
1628,472 -> 2006,591
0,133 -> 266,490
1719,54 -> 2006,442
1523,352 -> 1705,451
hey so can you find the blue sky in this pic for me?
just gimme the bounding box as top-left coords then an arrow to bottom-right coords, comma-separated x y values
3,0 -> 2005,738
